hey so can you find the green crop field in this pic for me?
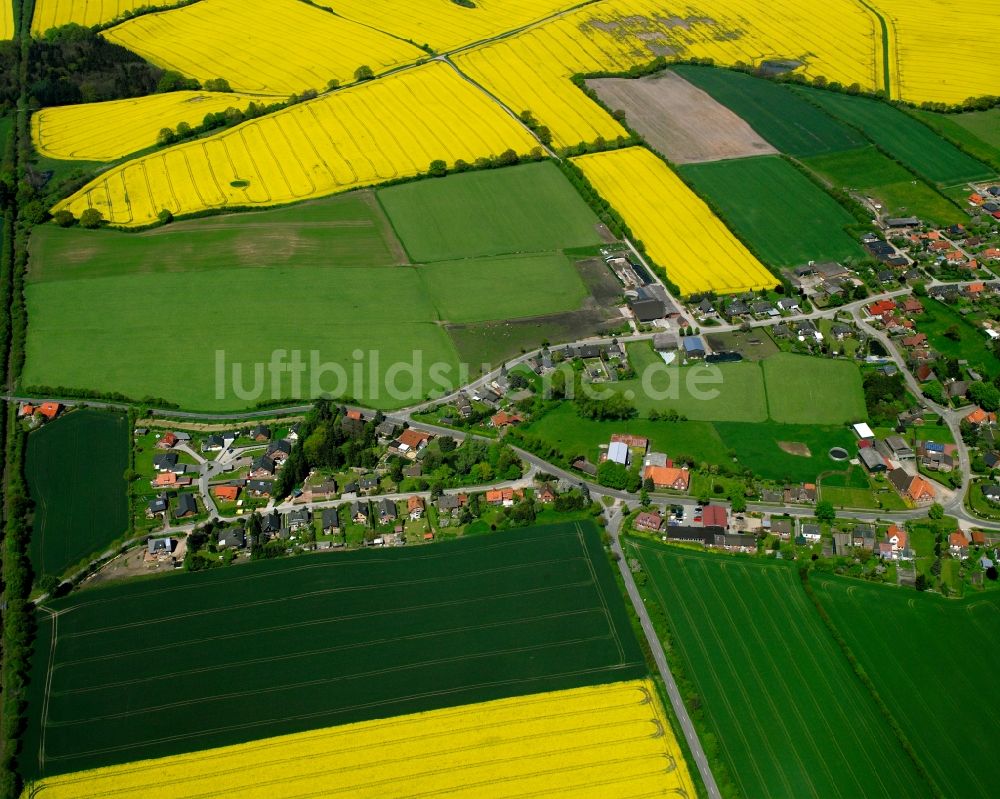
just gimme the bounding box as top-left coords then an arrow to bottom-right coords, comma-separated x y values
812,575 -> 1000,798
670,66 -> 866,157
24,266 -> 462,410
24,169 -> 612,410
25,409 -> 129,579
803,147 -> 964,225
629,543 -> 935,799
22,522 -> 644,779
377,161 -> 604,262
763,353 -> 866,424
795,88 -> 995,185
909,108 -> 1000,171
679,156 -> 865,267
418,252 -> 588,323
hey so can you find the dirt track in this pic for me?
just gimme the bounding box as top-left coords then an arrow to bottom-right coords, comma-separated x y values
587,72 -> 777,164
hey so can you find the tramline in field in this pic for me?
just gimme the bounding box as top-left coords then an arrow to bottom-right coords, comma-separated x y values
22,522 -> 646,778
52,61 -> 538,228
27,680 -> 695,799
572,147 -> 777,295
102,0 -> 426,96
32,91 -> 272,162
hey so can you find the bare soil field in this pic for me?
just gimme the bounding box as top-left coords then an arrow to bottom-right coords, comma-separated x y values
586,72 -> 777,163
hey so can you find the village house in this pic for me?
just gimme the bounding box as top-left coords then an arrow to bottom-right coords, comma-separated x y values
266,439 -> 292,463
877,435 -> 915,462
174,493 -> 197,519
965,407 -> 997,427
800,524 -> 821,543
949,530 -> 970,557
437,493 -> 468,515
145,537 -> 175,563
212,484 -> 240,502
491,411 -> 523,430
19,401 -> 61,420
156,431 -> 179,450
251,424 -> 271,442
247,479 -> 273,497
376,498 -> 398,525
702,505 -> 728,530
351,501 -> 370,525
888,468 -> 935,504
643,465 -> 690,491
154,471 -> 191,488
287,508 -> 311,532
634,511 -> 663,532
321,507 -> 341,535
390,428 -> 432,459
784,484 -> 817,504
486,488 -> 524,507
407,495 -> 425,520
250,456 -> 277,479
218,528 -> 246,549
147,494 -> 168,518
853,524 -> 876,550
537,484 -> 556,504
770,518 -> 793,540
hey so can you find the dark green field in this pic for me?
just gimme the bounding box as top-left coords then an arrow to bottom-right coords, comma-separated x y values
25,409 -> 129,579
377,161 -> 604,261
804,147 -> 965,225
23,522 -> 645,779
910,108 -> 1000,171
795,88 -> 995,185
629,543 -> 934,799
670,66 -> 867,157
679,156 -> 865,267
812,576 -> 1000,798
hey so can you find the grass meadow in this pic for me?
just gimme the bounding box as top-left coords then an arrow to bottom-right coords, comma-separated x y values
910,108 -> 1000,171
23,522 -> 644,779
763,353 -> 866,424
795,87 -> 995,185
714,421 -> 857,483
915,299 -> 1000,378
26,409 -> 129,579
25,167 -> 611,410
377,161 -> 603,261
630,542 -> 935,799
679,156 -> 865,267
812,575 -> 1000,798
671,66 -> 866,157
803,147 -> 964,225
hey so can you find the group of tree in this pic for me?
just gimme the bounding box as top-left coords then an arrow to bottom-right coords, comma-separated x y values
1,24 -> 169,108
862,370 -> 908,426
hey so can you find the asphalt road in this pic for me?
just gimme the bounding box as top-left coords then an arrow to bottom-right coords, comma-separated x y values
604,504 -> 722,799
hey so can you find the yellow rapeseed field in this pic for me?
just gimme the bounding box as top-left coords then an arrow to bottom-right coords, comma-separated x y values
31,0 -> 185,34
573,147 -> 776,295
101,0 -> 426,95
457,0 -> 879,148
1,0 -> 13,40
52,62 -> 538,227
324,0 -> 579,52
869,1 -> 1000,104
32,91 -> 270,161
27,679 -> 695,799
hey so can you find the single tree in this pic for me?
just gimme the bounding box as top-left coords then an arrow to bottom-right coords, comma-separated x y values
79,208 -> 104,229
